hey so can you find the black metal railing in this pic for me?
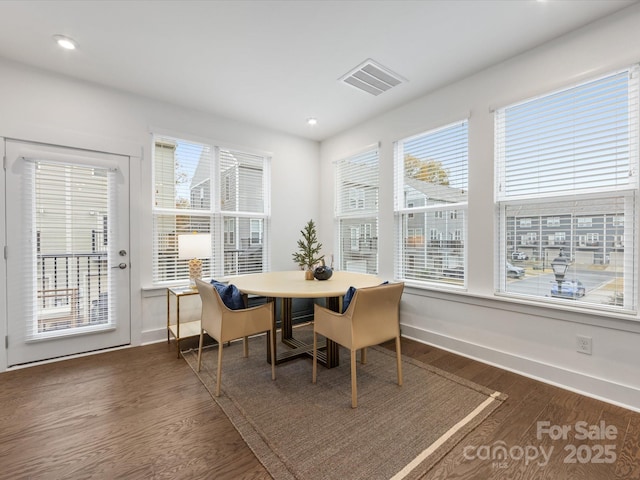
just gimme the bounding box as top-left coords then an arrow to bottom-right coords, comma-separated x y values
37,253 -> 108,332
92,230 -> 108,253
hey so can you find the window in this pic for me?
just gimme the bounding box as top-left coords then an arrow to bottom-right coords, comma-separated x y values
224,218 -> 235,245
579,233 -> 600,246
496,66 -> 638,311
522,232 -> 537,245
520,218 -> 532,228
394,120 -> 468,287
406,228 -> 424,246
350,226 -> 360,251
335,147 -> 379,274
577,217 -> 593,228
26,159 -> 116,334
614,235 -> 624,248
152,135 -> 270,284
250,219 -> 263,245
348,188 -> 365,210
223,175 -> 231,202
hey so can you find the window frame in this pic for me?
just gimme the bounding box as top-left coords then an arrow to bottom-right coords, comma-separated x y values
393,119 -> 469,289
334,146 -> 380,274
151,134 -> 271,285
494,66 -> 639,313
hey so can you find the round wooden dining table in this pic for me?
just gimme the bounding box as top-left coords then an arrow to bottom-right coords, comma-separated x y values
228,270 -> 382,368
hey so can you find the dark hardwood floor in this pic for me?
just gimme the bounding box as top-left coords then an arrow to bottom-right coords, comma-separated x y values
0,336 -> 638,479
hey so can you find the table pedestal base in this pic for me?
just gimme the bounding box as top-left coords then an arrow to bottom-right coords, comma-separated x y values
266,297 -> 340,368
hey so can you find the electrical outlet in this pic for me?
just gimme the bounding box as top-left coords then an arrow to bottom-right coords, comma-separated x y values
576,335 -> 592,355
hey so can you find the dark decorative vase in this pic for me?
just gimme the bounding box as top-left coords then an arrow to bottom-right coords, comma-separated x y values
313,262 -> 333,281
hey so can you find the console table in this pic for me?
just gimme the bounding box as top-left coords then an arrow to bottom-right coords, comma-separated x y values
167,286 -> 201,358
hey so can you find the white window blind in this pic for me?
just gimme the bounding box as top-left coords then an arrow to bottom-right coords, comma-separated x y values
335,147 -> 379,274
495,66 -> 639,312
219,148 -> 269,275
152,135 -> 270,285
24,159 -> 117,338
496,68 -> 639,200
394,120 -> 468,287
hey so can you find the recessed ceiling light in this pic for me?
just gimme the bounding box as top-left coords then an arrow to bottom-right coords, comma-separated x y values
53,34 -> 77,50
306,117 -> 318,126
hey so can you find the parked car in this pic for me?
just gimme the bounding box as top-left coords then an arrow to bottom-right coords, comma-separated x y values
506,262 -> 525,278
511,251 -> 529,260
442,266 -> 464,279
550,280 -> 585,299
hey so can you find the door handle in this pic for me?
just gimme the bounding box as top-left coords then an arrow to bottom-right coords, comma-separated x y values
112,262 -> 127,269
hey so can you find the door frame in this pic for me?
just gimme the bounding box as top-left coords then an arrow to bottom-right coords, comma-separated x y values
1,136 -> 7,372
2,136 -> 142,369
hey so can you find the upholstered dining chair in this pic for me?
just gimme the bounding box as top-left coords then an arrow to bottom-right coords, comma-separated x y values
312,282 -> 405,408
194,278 -> 275,397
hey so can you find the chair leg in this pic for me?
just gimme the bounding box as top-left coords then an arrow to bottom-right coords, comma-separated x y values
215,342 -> 223,397
312,331 -> 317,384
360,347 -> 367,364
197,330 -> 205,372
395,335 -> 403,386
243,336 -> 249,358
351,349 -> 358,408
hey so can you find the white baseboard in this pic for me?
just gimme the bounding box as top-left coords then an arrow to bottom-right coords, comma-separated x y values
401,323 -> 640,413
141,327 -> 168,345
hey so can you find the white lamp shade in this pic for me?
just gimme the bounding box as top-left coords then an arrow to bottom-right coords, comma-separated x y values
178,233 -> 210,260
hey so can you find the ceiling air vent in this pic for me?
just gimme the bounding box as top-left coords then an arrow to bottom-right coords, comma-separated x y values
339,58 -> 406,96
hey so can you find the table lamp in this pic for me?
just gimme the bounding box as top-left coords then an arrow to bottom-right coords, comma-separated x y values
178,232 -> 210,287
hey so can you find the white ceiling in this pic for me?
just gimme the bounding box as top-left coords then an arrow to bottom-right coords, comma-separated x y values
0,0 -> 637,141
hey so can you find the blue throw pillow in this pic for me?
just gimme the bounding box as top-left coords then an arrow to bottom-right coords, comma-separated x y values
342,281 -> 389,313
210,279 -> 245,310
342,286 -> 357,313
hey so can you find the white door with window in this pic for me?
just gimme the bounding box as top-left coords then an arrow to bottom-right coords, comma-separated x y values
5,140 -> 130,366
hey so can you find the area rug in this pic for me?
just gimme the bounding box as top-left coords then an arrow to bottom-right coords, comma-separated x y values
182,328 -> 506,480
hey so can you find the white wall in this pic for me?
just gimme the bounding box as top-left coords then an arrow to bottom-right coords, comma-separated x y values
0,136 -> 5,370
2,4 -> 639,411
319,4 -> 640,411
0,58 -> 320,370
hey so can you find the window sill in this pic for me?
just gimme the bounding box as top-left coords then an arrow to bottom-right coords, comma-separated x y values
403,284 -> 640,333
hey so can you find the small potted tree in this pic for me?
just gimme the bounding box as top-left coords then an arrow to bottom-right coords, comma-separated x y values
292,219 -> 324,280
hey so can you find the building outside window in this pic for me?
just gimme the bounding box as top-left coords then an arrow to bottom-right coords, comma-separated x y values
152,135 -> 270,284
406,228 -> 424,246
495,66 -> 638,311
394,120 -> 468,286
348,187 -> 365,210
335,147 -> 379,274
